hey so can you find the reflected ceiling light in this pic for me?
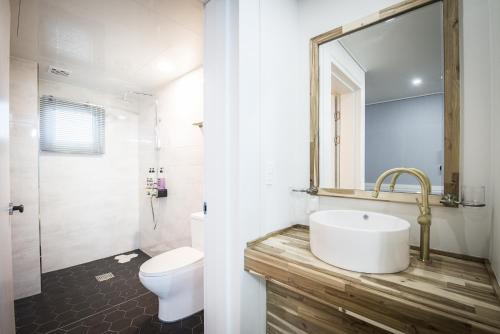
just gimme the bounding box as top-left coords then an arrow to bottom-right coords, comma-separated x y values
157,60 -> 173,72
412,78 -> 422,86
385,18 -> 395,23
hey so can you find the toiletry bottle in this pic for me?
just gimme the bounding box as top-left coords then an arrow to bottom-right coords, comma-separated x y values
151,168 -> 156,188
158,168 -> 166,190
147,168 -> 154,188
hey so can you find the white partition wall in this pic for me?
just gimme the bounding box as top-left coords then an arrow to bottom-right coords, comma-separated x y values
488,0 -> 500,284
0,0 -> 15,331
204,0 -> 302,333
9,58 -> 41,299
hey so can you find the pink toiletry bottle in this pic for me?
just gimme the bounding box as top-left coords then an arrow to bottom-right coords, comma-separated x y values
158,168 -> 166,190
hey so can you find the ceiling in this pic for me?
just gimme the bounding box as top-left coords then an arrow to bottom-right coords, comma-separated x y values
338,2 -> 443,104
9,0 -> 203,96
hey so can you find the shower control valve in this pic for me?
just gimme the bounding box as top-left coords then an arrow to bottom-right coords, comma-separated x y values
146,188 -> 158,197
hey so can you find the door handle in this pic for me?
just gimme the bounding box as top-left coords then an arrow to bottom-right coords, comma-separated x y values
9,203 -> 24,215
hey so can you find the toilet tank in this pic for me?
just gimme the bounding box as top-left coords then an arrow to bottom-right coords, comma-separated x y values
190,212 -> 205,252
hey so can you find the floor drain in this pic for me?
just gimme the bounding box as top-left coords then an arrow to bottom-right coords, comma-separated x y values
95,272 -> 115,282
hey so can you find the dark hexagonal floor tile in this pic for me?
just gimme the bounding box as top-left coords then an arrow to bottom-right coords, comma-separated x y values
71,302 -> 90,312
37,320 -> 60,332
110,318 -> 132,331
104,309 -> 125,322
159,320 -> 182,333
125,306 -> 145,319
55,310 -> 77,322
66,326 -> 87,334
168,328 -> 192,334
192,324 -> 203,334
16,323 -> 38,334
120,327 -> 140,334
138,323 -> 162,334
119,299 -> 138,311
182,315 -> 201,329
14,249 -> 204,333
87,321 -> 111,334
131,314 -> 151,328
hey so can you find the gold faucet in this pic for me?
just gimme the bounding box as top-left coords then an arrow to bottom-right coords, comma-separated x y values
372,167 -> 432,263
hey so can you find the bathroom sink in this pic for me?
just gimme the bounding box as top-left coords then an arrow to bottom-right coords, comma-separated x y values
309,210 -> 410,273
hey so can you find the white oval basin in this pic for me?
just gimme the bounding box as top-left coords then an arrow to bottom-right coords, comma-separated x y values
310,210 -> 410,273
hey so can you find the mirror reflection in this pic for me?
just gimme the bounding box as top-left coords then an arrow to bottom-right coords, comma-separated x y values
318,2 -> 444,195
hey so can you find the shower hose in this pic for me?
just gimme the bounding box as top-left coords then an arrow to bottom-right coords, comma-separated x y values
150,195 -> 158,230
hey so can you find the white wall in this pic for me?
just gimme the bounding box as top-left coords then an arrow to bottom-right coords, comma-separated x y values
205,0 -> 500,332
204,0 -> 302,333
0,0 -> 16,331
298,0 -> 494,259
9,57 -> 40,299
204,0 -> 239,332
259,0 -> 303,234
39,79 -> 140,273
240,0 -> 302,332
139,68 -> 204,256
488,0 -> 500,284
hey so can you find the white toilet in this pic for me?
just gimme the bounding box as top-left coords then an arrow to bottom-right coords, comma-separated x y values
139,212 -> 204,322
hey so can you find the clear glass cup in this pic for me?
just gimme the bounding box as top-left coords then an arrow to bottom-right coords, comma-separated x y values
461,185 -> 486,207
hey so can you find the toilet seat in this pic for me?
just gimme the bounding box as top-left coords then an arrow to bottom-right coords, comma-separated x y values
139,247 -> 203,277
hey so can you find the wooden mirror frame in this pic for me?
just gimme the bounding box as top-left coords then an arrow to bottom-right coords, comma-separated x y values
309,0 -> 460,206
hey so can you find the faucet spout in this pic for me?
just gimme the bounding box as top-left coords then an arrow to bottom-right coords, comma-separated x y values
372,167 -> 432,263
388,168 -> 432,194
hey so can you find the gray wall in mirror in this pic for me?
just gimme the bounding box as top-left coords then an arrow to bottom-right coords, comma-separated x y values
365,93 -> 444,192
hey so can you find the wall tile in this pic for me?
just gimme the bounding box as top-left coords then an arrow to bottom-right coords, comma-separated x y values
38,79 -> 140,273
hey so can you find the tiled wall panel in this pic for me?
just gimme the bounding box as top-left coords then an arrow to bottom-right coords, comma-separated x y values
38,79 -> 140,273
9,57 -> 41,299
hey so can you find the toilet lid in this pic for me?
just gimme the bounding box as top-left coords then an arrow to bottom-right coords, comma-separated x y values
140,247 -> 204,277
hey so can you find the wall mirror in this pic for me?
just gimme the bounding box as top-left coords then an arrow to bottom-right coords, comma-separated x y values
310,0 -> 460,206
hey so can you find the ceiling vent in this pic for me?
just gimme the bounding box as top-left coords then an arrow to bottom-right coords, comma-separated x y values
48,65 -> 71,77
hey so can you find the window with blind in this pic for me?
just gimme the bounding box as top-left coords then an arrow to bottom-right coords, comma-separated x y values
39,95 -> 105,154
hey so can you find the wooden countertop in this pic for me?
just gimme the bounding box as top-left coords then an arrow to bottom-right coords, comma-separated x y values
244,225 -> 500,334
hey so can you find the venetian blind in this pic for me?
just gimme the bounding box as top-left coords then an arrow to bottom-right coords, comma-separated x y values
39,95 -> 105,154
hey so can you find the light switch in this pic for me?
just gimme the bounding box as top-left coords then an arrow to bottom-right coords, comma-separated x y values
264,162 -> 274,185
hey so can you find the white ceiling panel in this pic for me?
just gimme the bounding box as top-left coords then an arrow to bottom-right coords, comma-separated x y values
133,0 -> 204,36
10,0 -> 203,95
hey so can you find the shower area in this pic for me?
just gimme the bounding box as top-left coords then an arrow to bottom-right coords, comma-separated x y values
137,93 -> 165,255
8,0 -> 204,308
135,69 -> 205,258
9,62 -> 204,302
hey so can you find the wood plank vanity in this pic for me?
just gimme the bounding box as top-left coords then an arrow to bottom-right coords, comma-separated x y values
244,225 -> 500,334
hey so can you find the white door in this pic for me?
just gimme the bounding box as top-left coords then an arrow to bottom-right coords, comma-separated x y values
0,0 -> 16,332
